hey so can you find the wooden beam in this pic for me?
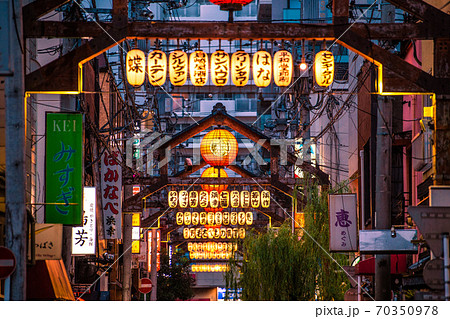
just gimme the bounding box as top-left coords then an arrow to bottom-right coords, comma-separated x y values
22,0 -> 70,22
385,0 -> 450,24
332,0 -> 349,25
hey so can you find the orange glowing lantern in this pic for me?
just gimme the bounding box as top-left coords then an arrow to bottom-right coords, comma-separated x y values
314,51 -> 334,87
190,50 -> 208,86
126,49 -> 146,86
200,129 -> 238,167
200,167 -> 228,192
211,50 -> 230,86
169,50 -> 188,86
231,51 -> 250,86
147,50 -> 167,86
273,50 -> 293,87
252,50 -> 272,87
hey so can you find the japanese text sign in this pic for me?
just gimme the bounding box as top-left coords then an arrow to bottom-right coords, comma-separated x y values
72,187 -> 96,255
45,113 -> 83,225
329,194 -> 358,252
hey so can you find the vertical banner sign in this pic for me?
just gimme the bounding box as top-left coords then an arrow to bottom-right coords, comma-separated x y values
102,150 -> 122,239
329,194 -> 358,252
147,230 -> 161,272
72,187 -> 96,255
45,113 -> 83,225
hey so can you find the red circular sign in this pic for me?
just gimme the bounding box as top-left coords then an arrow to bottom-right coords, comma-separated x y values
139,278 -> 152,294
0,247 -> 16,280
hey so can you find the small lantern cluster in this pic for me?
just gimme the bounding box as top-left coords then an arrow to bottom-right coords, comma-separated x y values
126,48 -> 335,88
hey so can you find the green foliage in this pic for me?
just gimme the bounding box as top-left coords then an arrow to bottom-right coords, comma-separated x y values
225,181 -> 351,301
157,250 -> 195,301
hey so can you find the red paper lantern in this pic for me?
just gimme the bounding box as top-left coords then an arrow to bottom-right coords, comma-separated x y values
208,0 -> 254,11
200,129 -> 238,167
201,167 -> 228,193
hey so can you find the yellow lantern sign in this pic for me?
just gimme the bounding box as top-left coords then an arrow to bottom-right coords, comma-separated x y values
168,191 -> 178,208
250,191 -> 260,208
209,190 -> 219,208
246,212 -> 253,225
230,211 -> 238,225
190,50 -> 208,86
192,212 -> 199,225
183,212 -> 191,225
210,50 -> 229,86
222,211 -> 230,225
252,50 -> 272,87
261,190 -> 271,208
220,191 -> 229,208
231,190 -> 240,208
200,212 -> 207,225
147,50 -> 167,86
126,49 -> 146,87
238,212 -> 246,225
215,211 -> 222,225
231,50 -> 250,86
314,50 -> 334,87
199,191 -> 209,208
179,190 -> 188,208
169,50 -> 188,86
176,212 -> 183,225
241,190 -> 250,208
273,50 -> 293,87
189,191 -> 198,208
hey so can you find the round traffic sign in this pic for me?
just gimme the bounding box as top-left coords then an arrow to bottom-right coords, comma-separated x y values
0,246 -> 16,280
139,278 -> 152,294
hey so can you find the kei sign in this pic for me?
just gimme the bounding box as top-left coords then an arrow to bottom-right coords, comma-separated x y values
329,194 -> 358,252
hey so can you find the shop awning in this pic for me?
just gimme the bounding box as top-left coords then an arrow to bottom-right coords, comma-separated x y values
355,254 -> 407,275
27,259 -> 75,300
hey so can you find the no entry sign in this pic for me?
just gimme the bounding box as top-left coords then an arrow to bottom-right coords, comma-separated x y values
0,246 -> 16,280
139,278 -> 152,294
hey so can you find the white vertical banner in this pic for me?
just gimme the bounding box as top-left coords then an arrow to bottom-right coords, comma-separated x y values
329,193 -> 358,252
72,187 -> 96,255
101,150 -> 122,239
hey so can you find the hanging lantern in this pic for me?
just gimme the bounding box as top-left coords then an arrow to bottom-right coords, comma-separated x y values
273,50 -> 293,87
184,212 -> 192,225
189,191 -> 198,208
222,211 -> 230,225
199,191 -> 209,208
169,50 -> 188,86
261,190 -> 270,208
190,50 -> 208,86
200,212 -> 207,225
250,190 -> 260,208
245,212 -> 253,225
314,50 -> 334,87
240,190 -> 250,208
147,50 -> 167,86
168,190 -> 178,208
230,190 -> 240,208
211,50 -> 230,86
238,212 -> 246,225
200,129 -> 238,167
176,212 -> 183,225
252,50 -> 272,87
209,190 -> 220,208
208,0 -> 254,11
200,167 -> 228,192
230,212 -> 238,225
192,212 -> 199,225
179,190 -> 188,208
219,191 -> 229,208
126,49 -> 146,87
231,50 -> 250,86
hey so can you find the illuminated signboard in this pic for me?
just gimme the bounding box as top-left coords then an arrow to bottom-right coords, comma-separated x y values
176,211 -> 253,226
183,227 -> 246,240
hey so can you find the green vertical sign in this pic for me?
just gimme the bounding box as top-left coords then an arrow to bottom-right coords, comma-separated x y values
45,113 -> 83,225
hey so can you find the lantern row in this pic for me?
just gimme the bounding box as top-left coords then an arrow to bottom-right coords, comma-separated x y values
188,241 -> 238,253
176,211 -> 253,226
126,49 -> 334,88
190,251 -> 233,260
191,264 -> 230,272
168,190 -> 270,209
183,227 -> 246,240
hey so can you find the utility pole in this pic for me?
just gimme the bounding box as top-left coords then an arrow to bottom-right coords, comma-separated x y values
150,228 -> 158,301
374,95 -> 393,300
122,213 -> 133,300
4,0 -> 26,300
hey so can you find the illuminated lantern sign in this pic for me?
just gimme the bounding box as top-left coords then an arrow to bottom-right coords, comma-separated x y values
211,50 -> 230,86
169,50 -> 188,86
200,129 -> 238,167
191,264 -> 230,272
175,211 -> 253,226
126,49 -> 146,87
147,50 -> 167,86
169,190 -> 270,209
188,241 -> 238,260
273,50 -> 293,87
190,50 -> 208,86
314,50 -> 334,87
201,167 -> 228,193
183,227 -> 246,239
231,51 -> 250,86
253,50 -> 272,87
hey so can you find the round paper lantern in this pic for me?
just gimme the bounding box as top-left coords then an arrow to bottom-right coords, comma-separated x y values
252,50 -> 272,87
169,50 -> 188,86
211,50 -> 230,86
314,50 -> 334,87
231,50 -> 250,86
273,50 -> 293,87
200,167 -> 228,193
190,50 -> 208,86
208,0 -> 254,11
200,129 -> 238,167
147,50 -> 167,86
126,49 -> 146,87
